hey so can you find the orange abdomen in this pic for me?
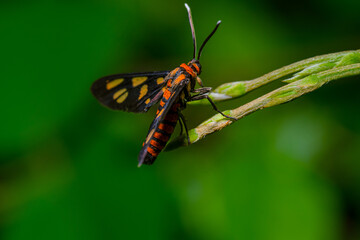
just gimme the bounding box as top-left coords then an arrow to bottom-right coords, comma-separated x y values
142,104 -> 180,165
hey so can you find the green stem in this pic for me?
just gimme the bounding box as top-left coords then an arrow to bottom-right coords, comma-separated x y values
166,52 -> 360,150
189,49 -> 360,104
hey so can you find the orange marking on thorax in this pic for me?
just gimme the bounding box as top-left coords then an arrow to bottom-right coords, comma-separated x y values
180,63 -> 196,77
174,74 -> 186,84
170,68 -> 179,77
163,89 -> 171,100
160,100 -> 165,107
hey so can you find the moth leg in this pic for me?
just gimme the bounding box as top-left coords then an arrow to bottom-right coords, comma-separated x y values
191,87 -> 212,94
178,112 -> 190,145
189,94 -> 237,121
196,77 -> 204,87
178,116 -> 184,135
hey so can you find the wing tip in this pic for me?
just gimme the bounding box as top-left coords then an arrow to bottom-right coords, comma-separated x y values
138,147 -> 157,167
137,146 -> 147,167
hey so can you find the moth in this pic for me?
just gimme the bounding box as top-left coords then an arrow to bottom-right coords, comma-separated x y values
91,4 -> 235,167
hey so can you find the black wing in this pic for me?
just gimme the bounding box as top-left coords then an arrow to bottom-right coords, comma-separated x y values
138,78 -> 190,166
91,71 -> 169,112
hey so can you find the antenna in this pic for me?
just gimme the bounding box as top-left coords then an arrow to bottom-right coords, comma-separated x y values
185,3 -> 197,59
197,20 -> 221,60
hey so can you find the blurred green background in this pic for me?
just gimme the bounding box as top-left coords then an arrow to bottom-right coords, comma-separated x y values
1,0 -> 360,239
